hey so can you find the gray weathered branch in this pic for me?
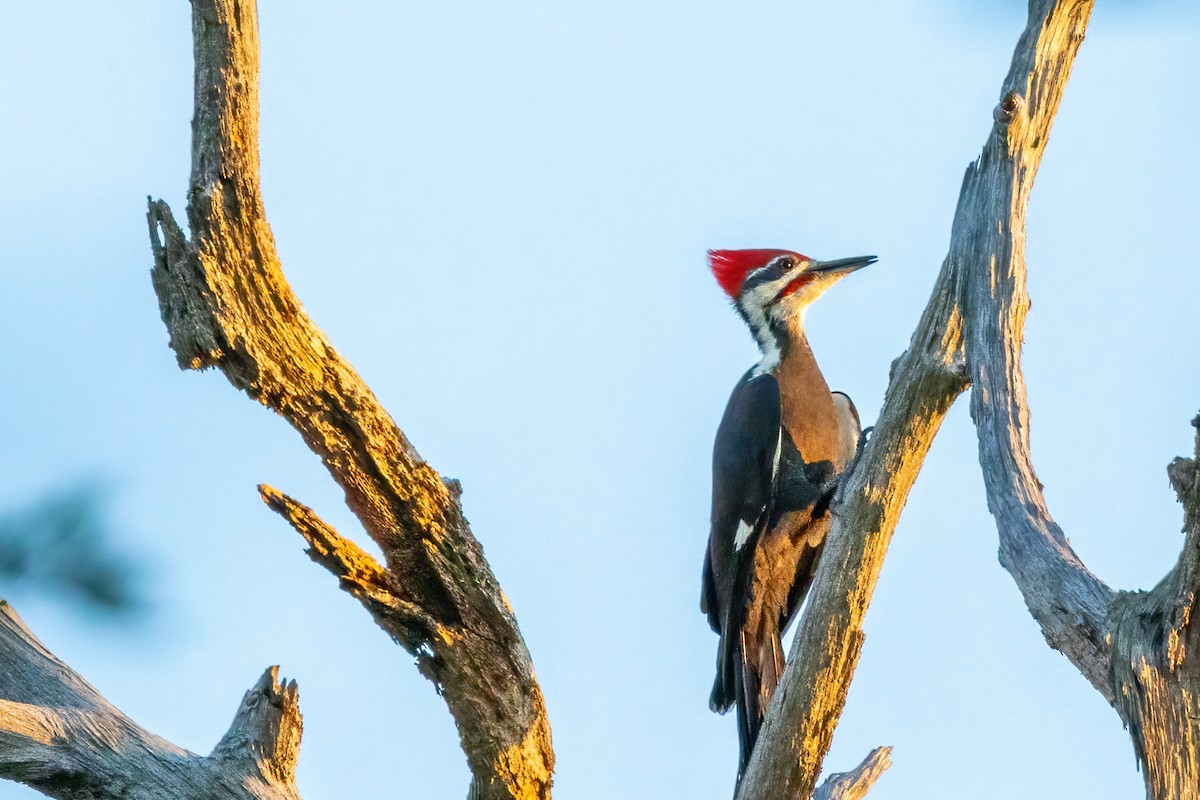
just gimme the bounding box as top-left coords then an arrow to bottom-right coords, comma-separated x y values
811,747 -> 893,800
258,485 -> 443,658
9,0 -> 1192,797
956,2 -> 1200,796
961,0 -> 1115,700
990,405 -> 1200,800
737,1 -> 1096,798
0,601 -> 302,800
143,2 -> 553,798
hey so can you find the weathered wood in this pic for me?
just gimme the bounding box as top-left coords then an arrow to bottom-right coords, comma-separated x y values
4,0 -> 1194,797
811,748 -> 892,800
993,415 -> 1200,800
930,2 -> 1200,798
144,2 -> 553,798
1108,577 -> 1200,800
962,0 -> 1115,700
0,601 -> 302,800
736,2 -> 1097,798
954,3 -> 1200,795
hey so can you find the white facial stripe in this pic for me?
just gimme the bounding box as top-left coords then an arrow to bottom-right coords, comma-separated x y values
740,259 -> 845,373
741,275 -> 792,375
745,256 -> 791,283
751,338 -> 781,377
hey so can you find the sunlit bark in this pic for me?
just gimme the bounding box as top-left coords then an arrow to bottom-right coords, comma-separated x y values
738,1 -> 1098,797
145,2 -> 552,798
1,1 -> 1195,799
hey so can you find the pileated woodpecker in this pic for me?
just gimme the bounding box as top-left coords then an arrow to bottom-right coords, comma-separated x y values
701,248 -> 875,777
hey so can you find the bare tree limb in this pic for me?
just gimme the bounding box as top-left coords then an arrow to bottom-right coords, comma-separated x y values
0,601 -> 302,800
811,747 -> 892,800
145,2 -> 552,797
1163,419 -> 1200,670
258,485 -> 444,656
738,257 -> 967,800
939,2 -> 1200,797
738,2 -> 1097,797
1095,419 -> 1200,799
962,0 -> 1115,699
14,0 -> 1189,796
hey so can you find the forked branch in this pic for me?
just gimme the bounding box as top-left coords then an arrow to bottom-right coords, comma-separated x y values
11,1 -> 1181,799
737,1 -> 1098,797
146,1 -> 552,798
955,5 -> 1200,798
0,602 -> 302,800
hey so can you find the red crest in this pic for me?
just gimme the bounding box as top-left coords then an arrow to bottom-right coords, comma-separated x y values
708,249 -> 808,298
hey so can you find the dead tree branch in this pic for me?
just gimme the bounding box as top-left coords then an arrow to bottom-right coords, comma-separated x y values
144,2 -> 552,798
811,747 -> 893,800
962,0 -> 1115,699
9,0 -> 1191,797
0,602 -> 302,800
956,1 -> 1200,794
978,350 -> 1200,800
737,1 -> 1096,797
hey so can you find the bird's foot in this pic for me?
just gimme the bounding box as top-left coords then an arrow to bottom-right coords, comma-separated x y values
857,425 -> 874,455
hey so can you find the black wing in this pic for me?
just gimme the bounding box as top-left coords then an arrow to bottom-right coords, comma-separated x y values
701,369 -> 781,712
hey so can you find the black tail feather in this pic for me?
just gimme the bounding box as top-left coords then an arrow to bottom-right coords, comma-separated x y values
732,628 -> 784,782
736,652 -> 757,781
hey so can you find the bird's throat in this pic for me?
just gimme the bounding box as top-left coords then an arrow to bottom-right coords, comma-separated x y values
751,312 -> 807,377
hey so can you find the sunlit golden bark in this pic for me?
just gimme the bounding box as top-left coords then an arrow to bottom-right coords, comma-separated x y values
738,2 -> 1099,798
146,2 -> 553,798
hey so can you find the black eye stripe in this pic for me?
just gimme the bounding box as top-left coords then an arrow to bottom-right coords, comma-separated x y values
742,257 -> 794,291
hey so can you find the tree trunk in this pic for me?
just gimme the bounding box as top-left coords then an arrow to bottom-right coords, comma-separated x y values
738,1 -> 1100,796
146,1 -> 554,797
3,1 -> 1197,799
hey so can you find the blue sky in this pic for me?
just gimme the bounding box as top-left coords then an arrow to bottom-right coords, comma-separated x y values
2,2 -> 1199,798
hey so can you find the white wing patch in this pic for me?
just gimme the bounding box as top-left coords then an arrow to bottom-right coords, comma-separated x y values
734,519 -> 754,551
734,428 -> 784,552
770,426 -> 783,482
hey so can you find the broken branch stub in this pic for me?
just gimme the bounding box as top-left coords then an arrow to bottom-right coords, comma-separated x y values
147,1 -> 553,797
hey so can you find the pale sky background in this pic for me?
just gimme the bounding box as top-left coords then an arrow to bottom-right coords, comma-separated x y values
2,2 -> 1200,798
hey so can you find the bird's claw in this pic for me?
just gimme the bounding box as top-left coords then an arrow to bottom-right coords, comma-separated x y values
857,426 -> 874,453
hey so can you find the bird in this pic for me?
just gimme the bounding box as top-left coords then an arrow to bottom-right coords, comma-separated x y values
701,247 -> 875,778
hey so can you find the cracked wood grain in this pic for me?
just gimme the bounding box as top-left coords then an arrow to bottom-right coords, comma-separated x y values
811,747 -> 893,800
4,0 -> 1195,798
960,5 -> 1200,797
736,2 -> 1096,797
145,2 -> 553,798
0,601 -> 303,800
